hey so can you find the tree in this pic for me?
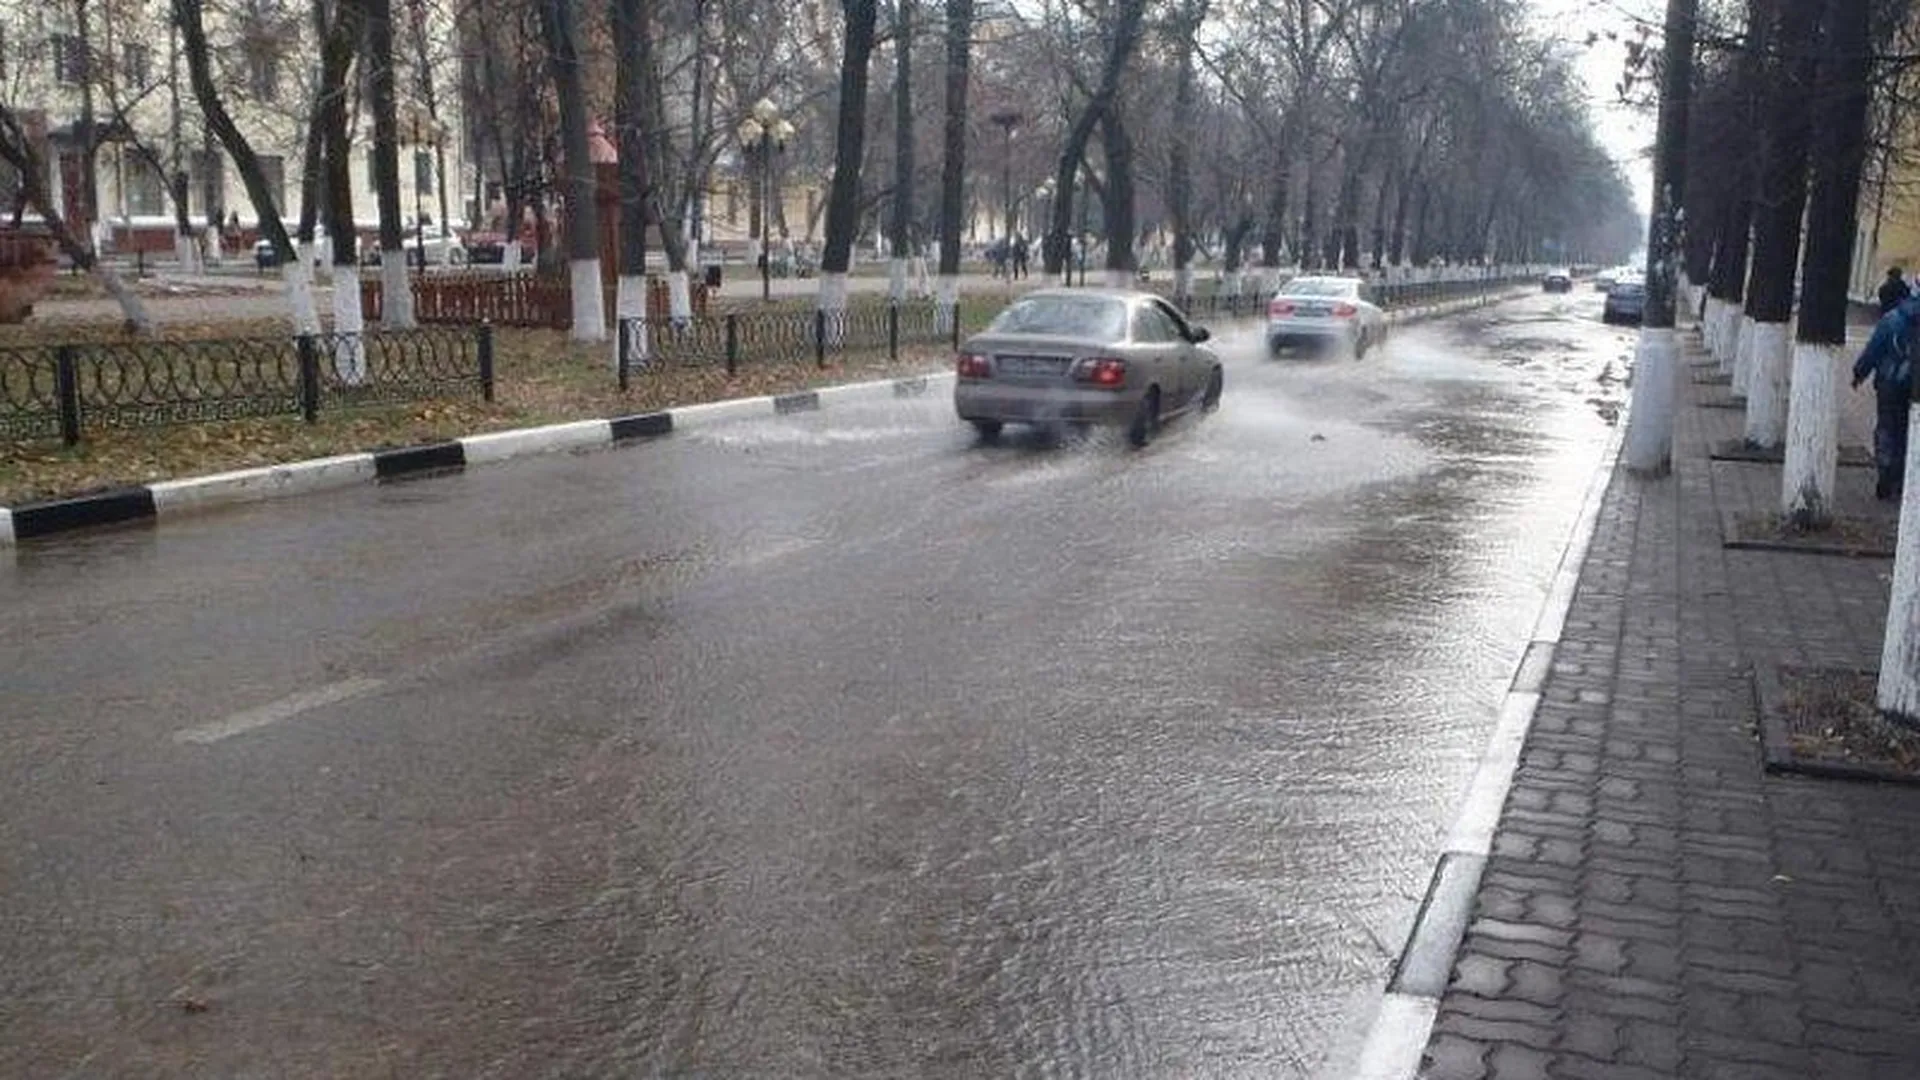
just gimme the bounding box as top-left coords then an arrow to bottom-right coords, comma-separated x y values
935,0 -> 971,326
1782,0 -> 1873,527
173,0 -> 319,334
541,0 -> 607,340
322,0 -> 368,380
613,0 -> 660,360
1623,0 -> 1697,475
367,0 -> 415,327
818,0 -> 879,326
1041,0 -> 1147,277
1166,0 -> 1205,299
888,0 -> 913,302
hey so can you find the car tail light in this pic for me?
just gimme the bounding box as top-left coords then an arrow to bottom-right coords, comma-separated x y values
1332,302 -> 1358,318
1269,300 -> 1295,318
956,352 -> 991,378
1072,356 -> 1127,388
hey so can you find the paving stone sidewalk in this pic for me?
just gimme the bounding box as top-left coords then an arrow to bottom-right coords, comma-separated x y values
1420,335 -> 1920,1079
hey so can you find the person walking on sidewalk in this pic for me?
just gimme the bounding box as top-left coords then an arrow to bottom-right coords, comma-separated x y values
1880,266 -> 1912,315
1852,292 -> 1918,499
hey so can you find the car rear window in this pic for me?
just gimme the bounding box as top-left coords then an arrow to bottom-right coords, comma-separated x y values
987,296 -> 1128,340
1280,278 -> 1360,298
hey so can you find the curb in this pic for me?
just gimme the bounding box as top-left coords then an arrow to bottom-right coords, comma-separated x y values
1347,416 -> 1625,1080
0,287 -> 1521,548
1,370 -> 951,546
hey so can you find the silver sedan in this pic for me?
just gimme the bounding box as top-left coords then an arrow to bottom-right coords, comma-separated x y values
954,289 -> 1224,446
1265,275 -> 1388,358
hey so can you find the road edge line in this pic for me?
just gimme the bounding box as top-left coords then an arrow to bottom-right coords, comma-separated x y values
1346,416 -> 1624,1080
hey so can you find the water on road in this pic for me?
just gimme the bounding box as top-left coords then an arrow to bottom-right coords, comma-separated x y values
1,290 -> 1629,1077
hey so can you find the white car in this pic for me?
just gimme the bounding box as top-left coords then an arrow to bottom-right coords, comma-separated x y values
360,226 -> 468,268
1266,275 -> 1388,358
253,227 -> 330,271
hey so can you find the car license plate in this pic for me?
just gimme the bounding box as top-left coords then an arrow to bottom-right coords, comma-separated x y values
996,355 -> 1068,377
1294,304 -> 1329,317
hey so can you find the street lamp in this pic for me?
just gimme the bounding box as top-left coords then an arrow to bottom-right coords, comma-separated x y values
989,110 -> 1021,250
1035,177 -> 1055,278
738,98 -> 794,302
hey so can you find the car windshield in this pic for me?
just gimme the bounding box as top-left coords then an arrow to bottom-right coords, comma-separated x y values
986,295 -> 1128,340
1279,278 -> 1360,298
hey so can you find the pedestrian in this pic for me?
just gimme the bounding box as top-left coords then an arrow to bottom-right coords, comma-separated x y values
1012,235 -> 1029,280
1881,266 -> 1912,316
1852,292 -> 1919,500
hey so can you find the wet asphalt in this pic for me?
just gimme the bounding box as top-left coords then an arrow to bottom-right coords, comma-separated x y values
0,289 -> 1630,1078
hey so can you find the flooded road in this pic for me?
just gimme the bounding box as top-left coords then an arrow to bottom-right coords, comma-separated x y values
0,290 -> 1629,1077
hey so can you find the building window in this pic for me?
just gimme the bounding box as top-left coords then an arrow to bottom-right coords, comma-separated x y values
246,42 -> 279,101
51,34 -> 88,85
124,155 -> 166,217
414,151 -> 433,196
121,41 -> 151,87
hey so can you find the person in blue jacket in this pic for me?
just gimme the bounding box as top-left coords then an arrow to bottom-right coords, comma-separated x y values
1853,293 -> 1920,499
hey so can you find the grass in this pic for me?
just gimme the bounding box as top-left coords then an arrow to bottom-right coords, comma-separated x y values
0,314 -> 962,505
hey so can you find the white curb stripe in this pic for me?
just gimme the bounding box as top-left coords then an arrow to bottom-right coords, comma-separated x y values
149,453 -> 378,515
1350,993 -> 1441,1080
668,394 -> 778,430
173,675 -> 384,744
0,507 -> 11,546
459,419 -> 612,465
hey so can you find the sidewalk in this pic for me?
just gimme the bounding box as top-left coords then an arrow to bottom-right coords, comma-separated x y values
1419,333 -> 1920,1078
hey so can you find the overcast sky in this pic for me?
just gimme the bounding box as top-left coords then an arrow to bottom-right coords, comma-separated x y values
1529,0 -> 1664,217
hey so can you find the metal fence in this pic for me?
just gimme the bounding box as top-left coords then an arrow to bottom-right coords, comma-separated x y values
1153,270 -> 1538,319
615,301 -> 971,388
0,325 -> 493,445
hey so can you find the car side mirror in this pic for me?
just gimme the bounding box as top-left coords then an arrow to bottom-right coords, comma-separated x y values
1190,326 -> 1211,343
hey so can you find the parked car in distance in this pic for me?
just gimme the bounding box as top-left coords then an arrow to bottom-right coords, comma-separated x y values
361,225 -> 468,268
254,228 -> 329,271
1594,267 -> 1620,292
1602,274 -> 1647,325
467,225 -> 537,265
1543,268 -> 1573,293
954,289 -> 1223,447
1265,275 -> 1388,358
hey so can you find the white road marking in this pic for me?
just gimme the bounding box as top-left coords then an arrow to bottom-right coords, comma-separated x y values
173,676 -> 384,745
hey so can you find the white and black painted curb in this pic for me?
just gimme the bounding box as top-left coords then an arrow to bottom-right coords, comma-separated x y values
1345,420 -> 1625,1080
0,371 -> 950,546
0,286 -> 1522,548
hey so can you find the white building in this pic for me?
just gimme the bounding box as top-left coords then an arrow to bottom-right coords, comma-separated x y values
0,0 -> 468,258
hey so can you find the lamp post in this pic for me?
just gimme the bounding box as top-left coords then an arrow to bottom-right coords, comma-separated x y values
738,98 -> 794,303
989,110 -> 1021,249
1035,177 -> 1056,280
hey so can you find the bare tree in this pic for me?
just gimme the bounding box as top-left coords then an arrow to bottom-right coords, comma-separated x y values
541,0 -> 607,339
818,0 -> 879,324
888,0 -> 913,301
368,0 -> 415,326
936,0 -> 971,325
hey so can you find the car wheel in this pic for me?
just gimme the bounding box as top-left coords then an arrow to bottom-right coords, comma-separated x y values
969,419 -> 1003,438
1354,328 -> 1369,359
1128,388 -> 1160,448
1201,367 -> 1223,414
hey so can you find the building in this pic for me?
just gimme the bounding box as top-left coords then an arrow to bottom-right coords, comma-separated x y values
0,0 -> 468,257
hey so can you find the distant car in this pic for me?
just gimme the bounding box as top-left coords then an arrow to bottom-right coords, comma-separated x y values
1594,267 -> 1623,292
1543,269 -> 1573,293
360,226 -> 468,268
1603,275 -> 1647,324
254,228 -> 329,271
953,289 -> 1223,447
467,227 -> 536,265
1265,275 -> 1388,357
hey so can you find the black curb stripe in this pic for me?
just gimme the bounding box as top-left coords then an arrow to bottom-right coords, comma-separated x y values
11,487 -> 157,540
610,411 -> 673,440
373,441 -> 466,479
1387,851 -> 1489,999
773,391 -> 820,414
892,376 -> 931,397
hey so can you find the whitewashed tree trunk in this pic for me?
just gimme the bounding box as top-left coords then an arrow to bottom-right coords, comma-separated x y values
889,257 -> 908,303
667,269 -> 693,324
935,272 -> 959,334
818,271 -> 849,346
503,240 -> 522,268
569,257 -> 607,342
1780,342 -> 1842,526
1732,315 -> 1757,394
1624,327 -> 1679,474
1105,268 -> 1131,289
1702,297 -> 1722,353
1743,320 -> 1792,447
331,264 -> 365,384
1174,266 -> 1193,299
174,233 -> 201,275
1881,401 -> 1920,723
1223,269 -> 1242,298
380,256 -> 415,328
298,240 -> 318,280
283,259 -> 322,336
614,273 -> 647,370
92,266 -> 153,334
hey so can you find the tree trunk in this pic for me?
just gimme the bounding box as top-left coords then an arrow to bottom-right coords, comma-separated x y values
613,0 -> 655,364
1100,109 -> 1136,287
1168,4 -> 1200,299
635,0 -> 692,320
1742,0 -> 1816,450
889,0 -> 913,302
1783,0 -> 1871,527
367,0 -> 414,327
819,0 -> 879,329
936,0 -> 971,325
1623,0 -> 1696,475
542,0 -> 605,340
167,19 -> 200,273
321,0 -> 365,380
172,0 -> 317,333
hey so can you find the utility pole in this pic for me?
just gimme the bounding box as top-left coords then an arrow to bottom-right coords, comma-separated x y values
1623,0 -> 1696,475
